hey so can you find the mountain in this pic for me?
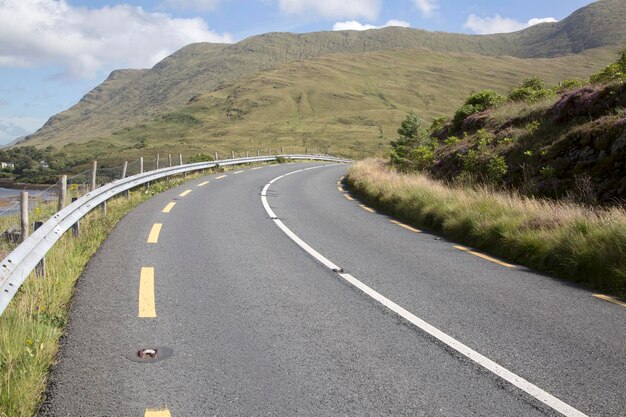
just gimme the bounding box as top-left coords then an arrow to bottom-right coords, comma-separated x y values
18,0 -> 626,160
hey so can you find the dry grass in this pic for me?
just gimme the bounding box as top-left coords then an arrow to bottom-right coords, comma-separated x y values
347,159 -> 626,297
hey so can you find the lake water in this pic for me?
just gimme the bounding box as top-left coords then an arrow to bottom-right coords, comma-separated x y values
0,187 -> 58,217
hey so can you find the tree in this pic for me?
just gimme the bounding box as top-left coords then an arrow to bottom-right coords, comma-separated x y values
390,111 -> 432,171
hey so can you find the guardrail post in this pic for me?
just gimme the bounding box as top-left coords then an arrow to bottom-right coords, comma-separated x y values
156,154 -> 160,170
34,221 -> 45,278
121,161 -> 130,200
58,175 -> 67,211
90,160 -> 97,192
20,191 -> 28,242
140,157 -> 144,174
168,154 -> 172,167
71,197 -> 79,236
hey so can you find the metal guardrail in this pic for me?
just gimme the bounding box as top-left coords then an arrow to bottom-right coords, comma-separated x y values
0,155 -> 352,315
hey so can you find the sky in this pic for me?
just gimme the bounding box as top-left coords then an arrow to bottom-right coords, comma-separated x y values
0,0 -> 595,145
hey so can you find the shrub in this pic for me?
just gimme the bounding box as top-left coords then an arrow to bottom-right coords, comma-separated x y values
590,51 -> 626,84
486,155 -> 508,182
453,90 -> 505,128
444,135 -> 461,146
429,116 -> 448,134
509,76 -> 556,102
187,153 -> 214,163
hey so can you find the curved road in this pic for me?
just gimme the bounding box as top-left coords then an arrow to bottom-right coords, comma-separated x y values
40,162 -> 625,416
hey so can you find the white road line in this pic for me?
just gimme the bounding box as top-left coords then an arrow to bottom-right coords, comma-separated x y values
260,166 -> 588,417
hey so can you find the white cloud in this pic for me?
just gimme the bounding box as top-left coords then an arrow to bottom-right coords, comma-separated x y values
0,116 -> 46,145
278,0 -> 380,20
333,19 -> 410,31
413,0 -> 437,16
0,0 -> 233,79
164,0 -> 222,11
464,14 -> 558,35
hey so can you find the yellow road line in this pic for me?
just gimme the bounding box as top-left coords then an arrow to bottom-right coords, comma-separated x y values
251,167 -> 263,170
179,189 -> 192,197
139,267 -> 156,318
337,186 -> 345,192
390,220 -> 421,233
234,170 -> 244,174
162,202 -> 176,213
144,408 -> 171,417
147,223 -> 162,243
344,194 -> 354,201
216,175 -> 227,179
359,204 -> 376,213
593,294 -> 626,307
454,246 -> 515,268
197,181 -> 209,187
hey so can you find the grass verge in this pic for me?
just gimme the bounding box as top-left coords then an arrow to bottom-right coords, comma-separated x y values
347,159 -> 626,298
0,171 -> 213,417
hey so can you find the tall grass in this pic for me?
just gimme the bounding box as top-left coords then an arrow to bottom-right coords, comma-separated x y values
0,174 -> 202,417
347,160 -> 626,298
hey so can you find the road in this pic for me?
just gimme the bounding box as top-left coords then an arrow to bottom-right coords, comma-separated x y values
39,162 -> 626,416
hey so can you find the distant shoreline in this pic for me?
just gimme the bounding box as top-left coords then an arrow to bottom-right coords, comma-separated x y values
0,179 -> 54,191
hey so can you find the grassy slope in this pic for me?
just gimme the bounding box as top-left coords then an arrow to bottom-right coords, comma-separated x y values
52,47 -> 617,166
19,0 -> 626,151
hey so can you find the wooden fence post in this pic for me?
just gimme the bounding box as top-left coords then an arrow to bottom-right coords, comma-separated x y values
90,160 -> 97,192
20,191 -> 28,242
58,175 -> 67,211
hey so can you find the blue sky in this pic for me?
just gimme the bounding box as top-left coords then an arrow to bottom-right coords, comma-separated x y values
0,0 -> 594,145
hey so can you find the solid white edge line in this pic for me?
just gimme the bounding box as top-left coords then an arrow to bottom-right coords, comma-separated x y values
260,166 -> 588,417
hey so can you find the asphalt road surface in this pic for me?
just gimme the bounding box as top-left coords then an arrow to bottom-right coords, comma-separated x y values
39,162 -> 626,417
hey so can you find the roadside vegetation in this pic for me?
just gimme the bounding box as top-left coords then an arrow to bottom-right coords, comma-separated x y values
348,51 -> 626,298
0,171 -> 208,417
347,159 -> 626,298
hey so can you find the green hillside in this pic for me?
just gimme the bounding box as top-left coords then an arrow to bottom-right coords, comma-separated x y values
21,0 -> 626,154
53,47 -> 615,163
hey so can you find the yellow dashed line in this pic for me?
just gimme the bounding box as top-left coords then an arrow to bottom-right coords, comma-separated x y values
234,170 -> 244,174
454,246 -> 515,268
144,408 -> 171,417
359,204 -> 376,213
344,194 -> 354,201
179,189 -> 192,197
147,223 -> 162,243
197,181 -> 209,187
337,186 -> 345,192
138,267 -> 156,318
162,202 -> 176,213
390,220 -> 421,233
251,167 -> 263,170
216,175 -> 227,179
593,294 -> 626,308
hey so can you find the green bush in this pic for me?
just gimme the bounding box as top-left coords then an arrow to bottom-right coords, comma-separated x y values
589,51 -> 626,84
444,135 -> 461,146
486,155 -> 508,182
509,76 -> 556,102
453,90 -> 505,128
187,153 -> 214,163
